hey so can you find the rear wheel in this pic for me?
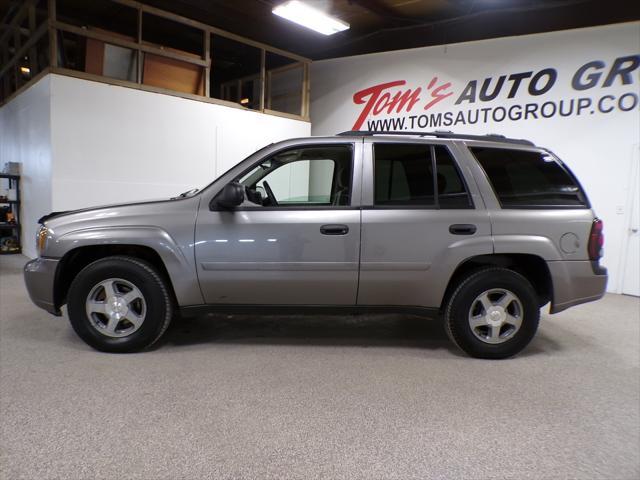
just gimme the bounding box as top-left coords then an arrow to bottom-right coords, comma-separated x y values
444,267 -> 540,359
67,256 -> 173,353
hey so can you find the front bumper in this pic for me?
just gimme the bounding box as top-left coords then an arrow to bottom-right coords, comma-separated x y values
24,257 -> 61,316
547,260 -> 608,314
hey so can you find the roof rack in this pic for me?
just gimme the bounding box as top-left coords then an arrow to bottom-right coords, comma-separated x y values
336,130 -> 535,146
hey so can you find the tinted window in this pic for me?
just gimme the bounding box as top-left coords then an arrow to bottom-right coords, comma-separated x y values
435,146 -> 472,209
471,147 -> 586,207
239,146 -> 352,207
374,144 -> 472,208
374,144 -> 434,206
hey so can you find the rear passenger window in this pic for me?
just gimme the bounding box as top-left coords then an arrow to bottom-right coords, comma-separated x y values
471,147 -> 587,208
374,144 -> 434,206
434,146 -> 473,209
374,143 -> 472,208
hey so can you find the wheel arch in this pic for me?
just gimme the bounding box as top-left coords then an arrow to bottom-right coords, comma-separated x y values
441,253 -> 552,311
54,244 -> 176,310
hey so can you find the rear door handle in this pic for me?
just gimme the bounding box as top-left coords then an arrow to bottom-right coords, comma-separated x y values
320,224 -> 349,235
449,224 -> 477,235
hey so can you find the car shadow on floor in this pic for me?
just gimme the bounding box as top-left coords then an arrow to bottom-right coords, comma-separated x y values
157,312 -> 565,358
159,313 -> 462,353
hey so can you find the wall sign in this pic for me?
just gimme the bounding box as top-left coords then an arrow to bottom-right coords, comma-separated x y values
351,55 -> 639,131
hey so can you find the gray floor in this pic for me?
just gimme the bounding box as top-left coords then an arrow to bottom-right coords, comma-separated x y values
1,254 -> 639,480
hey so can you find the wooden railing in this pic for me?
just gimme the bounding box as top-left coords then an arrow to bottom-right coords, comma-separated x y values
0,0 -> 311,121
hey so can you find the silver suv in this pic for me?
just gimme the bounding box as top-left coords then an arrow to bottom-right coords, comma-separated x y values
24,131 -> 608,358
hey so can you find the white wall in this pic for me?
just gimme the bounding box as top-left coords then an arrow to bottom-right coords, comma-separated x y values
311,22 -> 640,293
0,76 -> 53,258
0,73 -> 310,257
49,74 -> 311,211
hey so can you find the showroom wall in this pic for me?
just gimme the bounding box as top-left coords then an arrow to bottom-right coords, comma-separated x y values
311,22 -> 640,294
49,74 -> 311,211
0,76 -> 53,259
0,73 -> 311,257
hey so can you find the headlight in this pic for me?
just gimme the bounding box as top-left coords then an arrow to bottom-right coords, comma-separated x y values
36,225 -> 49,256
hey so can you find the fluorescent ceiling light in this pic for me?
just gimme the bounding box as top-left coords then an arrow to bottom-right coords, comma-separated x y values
273,1 -> 349,36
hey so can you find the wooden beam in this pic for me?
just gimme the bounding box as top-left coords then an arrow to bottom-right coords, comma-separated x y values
54,21 -> 210,67
0,25 -> 30,38
13,21 -> 19,88
0,0 -> 37,47
136,4 -> 142,84
203,31 -> 210,97
266,70 -> 272,110
48,0 -> 57,68
264,108 -> 310,122
0,21 -> 47,78
259,48 -> 265,112
1,42 -> 8,99
28,3 -> 37,73
302,62 -> 310,118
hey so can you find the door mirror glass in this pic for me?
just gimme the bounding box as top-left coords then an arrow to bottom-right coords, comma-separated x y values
215,182 -> 245,209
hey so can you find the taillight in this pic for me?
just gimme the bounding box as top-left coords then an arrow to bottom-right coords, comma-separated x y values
588,219 -> 604,260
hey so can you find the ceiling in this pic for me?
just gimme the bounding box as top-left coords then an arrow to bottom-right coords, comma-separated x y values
1,0 -> 638,60
138,0 -> 640,59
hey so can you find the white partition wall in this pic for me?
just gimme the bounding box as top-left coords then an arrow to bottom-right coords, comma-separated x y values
0,73 -> 311,257
49,74 -> 311,210
0,77 -> 53,259
311,22 -> 640,294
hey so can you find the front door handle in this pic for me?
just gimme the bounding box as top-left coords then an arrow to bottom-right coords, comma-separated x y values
320,224 -> 349,235
449,224 -> 477,235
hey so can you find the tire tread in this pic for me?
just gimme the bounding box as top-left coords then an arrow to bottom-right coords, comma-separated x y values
67,255 -> 173,352
444,267 -> 540,359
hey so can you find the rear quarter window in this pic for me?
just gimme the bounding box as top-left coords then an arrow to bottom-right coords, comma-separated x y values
470,147 -> 588,208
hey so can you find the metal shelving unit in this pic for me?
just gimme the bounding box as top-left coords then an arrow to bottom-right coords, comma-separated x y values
0,173 -> 21,254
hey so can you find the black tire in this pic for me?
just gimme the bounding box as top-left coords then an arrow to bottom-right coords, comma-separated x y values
444,267 -> 540,359
67,256 -> 173,353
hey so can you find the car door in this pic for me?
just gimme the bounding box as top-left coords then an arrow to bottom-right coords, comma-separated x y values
194,141 -> 362,305
358,138 -> 493,309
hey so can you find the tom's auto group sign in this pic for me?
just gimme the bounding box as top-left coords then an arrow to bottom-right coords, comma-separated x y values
351,55 -> 640,131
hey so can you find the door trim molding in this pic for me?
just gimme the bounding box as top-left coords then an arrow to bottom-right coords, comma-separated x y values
201,261 -> 359,271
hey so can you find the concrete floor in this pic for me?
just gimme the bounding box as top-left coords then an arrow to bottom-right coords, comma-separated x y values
1,254 -> 639,480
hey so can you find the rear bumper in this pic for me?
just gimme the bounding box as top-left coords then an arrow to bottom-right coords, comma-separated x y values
547,260 -> 608,314
23,257 -> 61,316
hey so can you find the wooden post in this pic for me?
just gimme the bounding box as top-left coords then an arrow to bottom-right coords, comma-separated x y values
48,0 -> 57,68
13,23 -> 20,87
136,5 -> 142,84
1,44 -> 8,100
259,49 -> 265,111
203,31 -> 210,97
302,62 -> 310,119
266,70 -> 272,110
28,3 -> 37,74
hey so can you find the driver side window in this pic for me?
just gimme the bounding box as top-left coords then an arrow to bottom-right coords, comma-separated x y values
238,145 -> 353,207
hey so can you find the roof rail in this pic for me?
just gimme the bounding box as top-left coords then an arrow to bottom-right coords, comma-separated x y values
336,130 -> 535,146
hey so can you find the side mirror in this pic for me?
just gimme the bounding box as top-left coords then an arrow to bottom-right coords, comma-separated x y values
215,182 -> 244,210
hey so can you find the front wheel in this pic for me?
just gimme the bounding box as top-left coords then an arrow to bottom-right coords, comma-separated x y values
444,267 -> 540,359
67,256 -> 174,353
